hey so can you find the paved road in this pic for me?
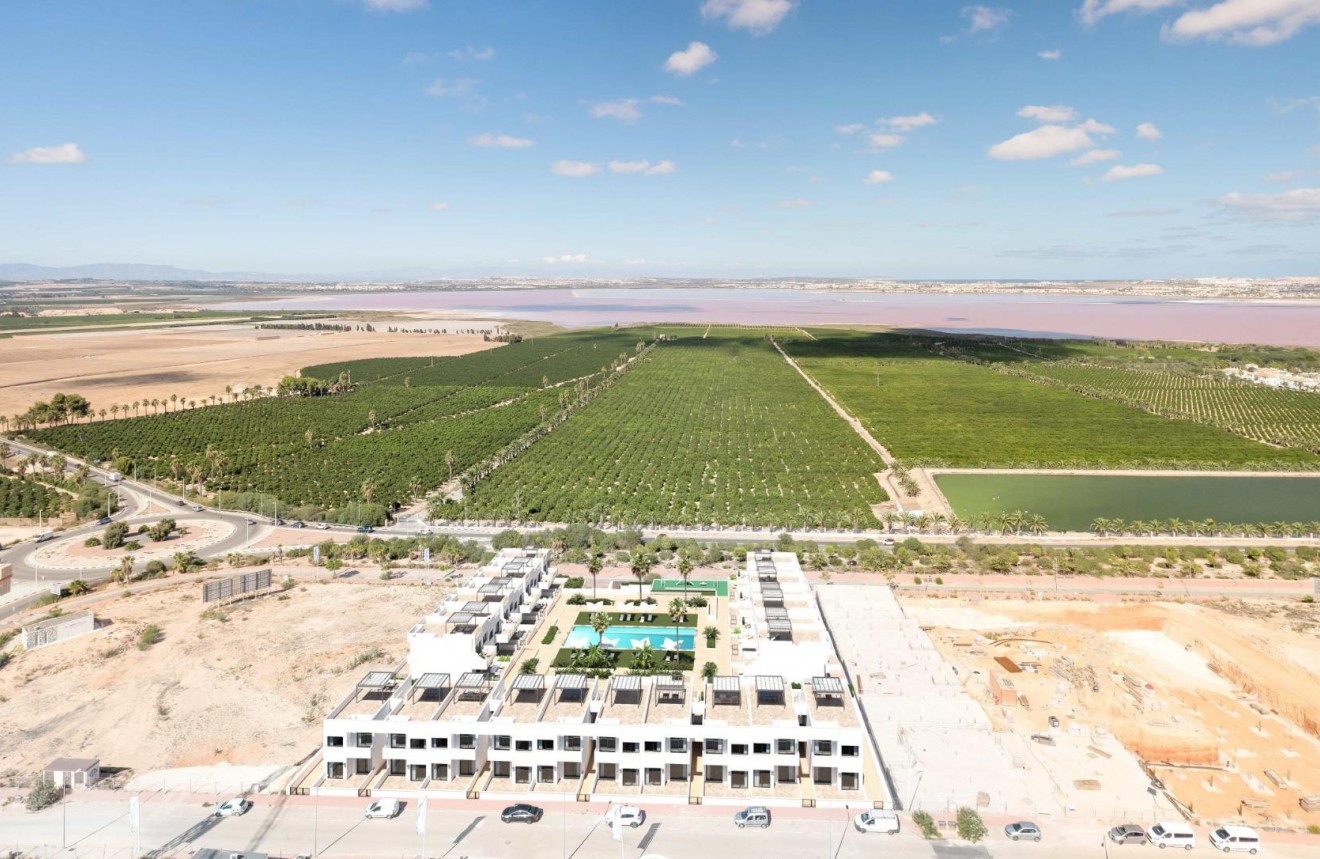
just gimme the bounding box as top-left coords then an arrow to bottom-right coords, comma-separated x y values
6,794 -> 1318,859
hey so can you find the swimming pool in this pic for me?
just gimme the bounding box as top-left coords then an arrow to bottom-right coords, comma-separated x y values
564,625 -> 695,651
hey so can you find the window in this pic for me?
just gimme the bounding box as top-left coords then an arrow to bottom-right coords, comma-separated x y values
538,765 -> 555,783
459,734 -> 476,750
776,739 -> 794,755
841,772 -> 859,790
458,760 -> 475,776
704,738 -> 724,754
410,738 -> 425,749
754,770 -> 772,788
813,740 -> 832,756
563,763 -> 580,779
731,743 -> 749,756
668,738 -> 687,753
730,771 -> 748,789
516,740 -> 533,752
431,763 -> 448,780
841,745 -> 859,758
623,741 -> 640,754
753,742 -> 771,755
644,741 -> 661,753
326,736 -> 344,748
430,737 -> 448,749
563,736 -> 582,751
389,733 -> 406,749
356,733 -> 373,747
598,763 -> 617,780
326,762 -> 345,779
493,736 -> 511,751
388,759 -> 405,776
599,737 -> 617,752
538,739 -> 554,751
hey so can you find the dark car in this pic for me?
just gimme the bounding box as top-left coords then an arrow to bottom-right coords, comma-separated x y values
174,499 -> 186,507
1109,824 -> 1147,845
96,515 -> 112,525
501,803 -> 543,824
291,520 -> 305,529
356,525 -> 374,533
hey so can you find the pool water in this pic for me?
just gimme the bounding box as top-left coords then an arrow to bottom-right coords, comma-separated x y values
564,625 -> 695,651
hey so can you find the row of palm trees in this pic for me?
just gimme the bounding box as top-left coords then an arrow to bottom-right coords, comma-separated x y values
1090,517 -> 1320,539
0,383 -> 308,433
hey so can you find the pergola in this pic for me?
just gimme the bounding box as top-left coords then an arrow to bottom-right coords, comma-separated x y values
554,672 -> 588,701
411,672 -> 451,703
711,675 -> 741,706
811,675 -> 846,707
609,674 -> 643,705
653,673 -> 686,705
445,611 -> 479,633
456,672 -> 492,700
354,671 -> 398,704
510,673 -> 547,701
760,582 -> 784,605
754,674 -> 786,705
765,606 -> 793,640
478,582 -> 506,600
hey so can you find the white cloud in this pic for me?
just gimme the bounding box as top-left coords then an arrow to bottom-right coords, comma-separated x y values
701,0 -> 795,35
867,132 -> 905,149
1136,121 -> 1163,140
880,112 -> 937,132
834,123 -> 866,135
1102,163 -> 1163,181
608,159 -> 677,175
1270,95 -> 1320,115
587,95 -> 682,122
1265,168 -> 1315,181
1078,0 -> 1179,26
544,254 -> 588,264
429,202 -> 450,211
988,125 -> 1098,160
963,5 -> 1012,33
665,41 -> 717,76
426,78 -> 479,97
1215,186 -> 1320,221
1018,104 -> 1078,123
1079,118 -> 1118,134
469,132 -> 535,149
776,198 -> 811,209
863,170 -> 894,185
1165,0 -> 1320,45
447,45 -> 495,61
402,51 -> 430,65
1071,148 -> 1122,165
365,0 -> 427,11
551,160 -> 601,177
8,143 -> 87,164
1039,48 -> 1063,59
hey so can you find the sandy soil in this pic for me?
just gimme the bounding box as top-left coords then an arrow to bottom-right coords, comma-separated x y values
0,324 -> 497,418
909,597 -> 1320,828
0,576 -> 446,778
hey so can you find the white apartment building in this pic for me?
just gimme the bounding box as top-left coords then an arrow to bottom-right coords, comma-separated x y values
305,548 -> 890,809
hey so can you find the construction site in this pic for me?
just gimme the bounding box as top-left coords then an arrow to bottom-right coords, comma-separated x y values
899,595 -> 1320,831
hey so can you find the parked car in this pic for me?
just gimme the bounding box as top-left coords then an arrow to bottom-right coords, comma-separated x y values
174,499 -> 186,507
853,810 -> 900,834
192,504 -> 204,512
604,805 -> 646,828
733,806 -> 771,829
1209,825 -> 1260,854
213,797 -> 251,817
1109,824 -> 1147,845
1005,821 -> 1042,842
500,803 -> 544,824
245,518 -> 256,525
291,520 -> 304,529
34,532 -> 55,543
1147,821 -> 1196,850
364,799 -> 401,819
315,522 -> 330,530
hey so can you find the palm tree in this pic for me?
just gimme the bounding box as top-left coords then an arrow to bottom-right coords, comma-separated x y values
629,641 -> 659,676
172,550 -> 197,575
116,555 -> 136,584
629,548 -> 653,604
1026,513 -> 1048,536
587,550 -> 603,601
1091,517 -> 1111,537
676,553 -> 694,603
590,610 -> 611,647
169,394 -> 178,412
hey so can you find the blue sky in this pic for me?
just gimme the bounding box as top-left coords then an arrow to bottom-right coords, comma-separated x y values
2,0 -> 1319,279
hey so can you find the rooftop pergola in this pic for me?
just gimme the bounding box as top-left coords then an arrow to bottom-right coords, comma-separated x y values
554,673 -> 588,701
754,674 -> 786,705
711,675 -> 741,706
653,673 -> 686,705
760,583 -> 784,605
477,582 -> 506,600
811,675 -> 846,706
411,672 -> 451,702
609,674 -> 643,705
510,673 -> 547,701
765,606 -> 793,640
353,671 -> 398,704
444,611 -> 479,632
456,672 -> 492,699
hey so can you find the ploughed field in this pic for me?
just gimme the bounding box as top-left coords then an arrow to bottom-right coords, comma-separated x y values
18,326 -> 1320,530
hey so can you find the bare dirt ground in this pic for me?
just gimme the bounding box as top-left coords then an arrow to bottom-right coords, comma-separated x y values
0,324 -> 497,418
906,596 -> 1320,828
0,576 -> 447,779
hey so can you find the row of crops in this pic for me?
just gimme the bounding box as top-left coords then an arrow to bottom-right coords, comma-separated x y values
0,473 -> 67,519
1015,364 -> 1320,452
782,331 -> 1320,470
459,333 -> 888,529
25,329 -> 650,516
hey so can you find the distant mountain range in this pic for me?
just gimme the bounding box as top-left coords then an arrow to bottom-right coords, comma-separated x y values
0,262 -> 299,282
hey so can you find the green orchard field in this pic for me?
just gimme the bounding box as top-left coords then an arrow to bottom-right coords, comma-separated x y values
457,331 -> 888,529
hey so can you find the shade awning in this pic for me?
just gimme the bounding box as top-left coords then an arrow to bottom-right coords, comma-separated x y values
812,676 -> 845,695
754,675 -> 785,693
357,671 -> 395,689
456,672 -> 489,689
511,674 -> 546,691
610,675 -> 643,692
414,672 -> 451,690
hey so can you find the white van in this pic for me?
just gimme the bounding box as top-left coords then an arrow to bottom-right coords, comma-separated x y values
1148,821 -> 1196,850
364,798 -> 401,819
1209,825 -> 1260,854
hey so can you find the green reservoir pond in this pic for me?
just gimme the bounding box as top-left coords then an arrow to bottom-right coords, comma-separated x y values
934,473 -> 1320,532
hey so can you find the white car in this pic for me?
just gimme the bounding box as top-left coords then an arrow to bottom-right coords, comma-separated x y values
854,810 -> 900,834
315,522 -> 330,530
214,797 -> 251,817
364,798 -> 401,819
604,805 -> 646,828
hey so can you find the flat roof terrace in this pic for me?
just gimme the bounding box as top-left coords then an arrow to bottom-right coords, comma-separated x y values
499,674 -> 549,721
443,673 -> 494,719
806,677 -> 858,728
396,673 -> 452,720
539,674 -> 592,723
334,672 -> 401,718
598,675 -> 649,725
